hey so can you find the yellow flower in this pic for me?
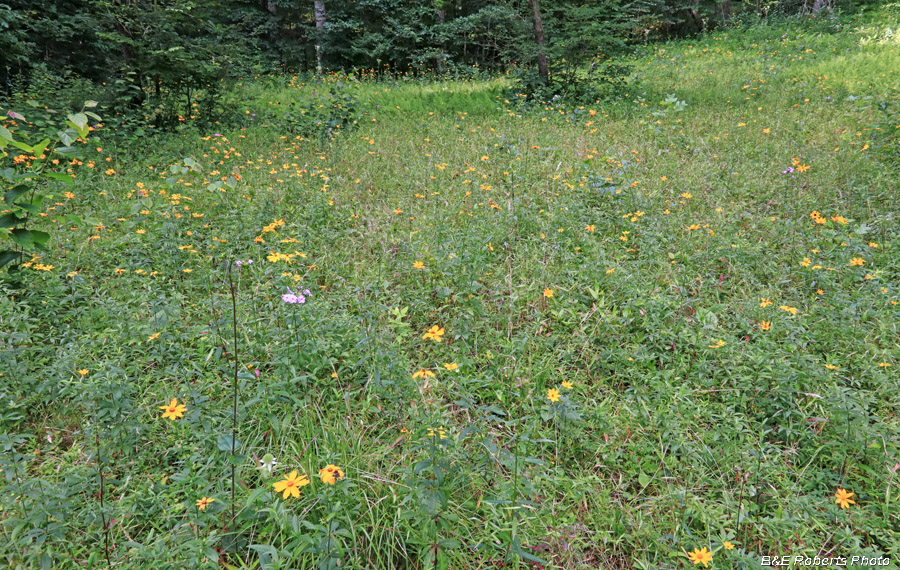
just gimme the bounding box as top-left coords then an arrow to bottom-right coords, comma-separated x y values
834,488 -> 855,509
544,288 -> 554,298
412,369 -> 435,379
680,192 -> 693,199
422,325 -> 445,342
708,340 -> 726,348
318,465 -> 345,485
723,541 -> 735,550
148,332 -> 161,342
547,388 -> 561,403
606,268 -> 615,274
77,369 -> 89,376
195,496 -> 215,510
687,547 -> 713,567
849,257 -> 865,266
443,362 -> 458,371
561,381 -> 573,389
824,364 -> 839,371
877,362 -> 892,368
159,398 -> 187,421
585,225 -> 595,232
779,305 -> 798,315
426,426 -> 448,439
273,471 -> 310,499
413,261 -> 425,269
759,321 -> 770,331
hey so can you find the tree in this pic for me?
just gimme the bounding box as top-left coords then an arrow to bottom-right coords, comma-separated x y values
527,0 -> 548,81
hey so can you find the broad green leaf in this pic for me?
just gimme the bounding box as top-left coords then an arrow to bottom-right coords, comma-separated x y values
31,230 -> 50,245
67,113 -> 89,138
44,172 -> 74,184
4,185 -> 29,206
9,140 -> 33,153
0,212 -> 23,228
10,228 -> 34,248
0,250 -> 21,268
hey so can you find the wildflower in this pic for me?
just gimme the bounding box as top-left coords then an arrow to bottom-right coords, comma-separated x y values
273,471 -> 310,499
759,321 -> 771,331
547,388 -> 561,403
606,268 -> 616,274
561,381 -> 574,389
78,369 -> 89,376
585,225 -> 595,232
834,488 -> 855,509
680,192 -> 693,199
160,398 -> 187,421
195,496 -> 215,510
708,340 -> 726,348
258,454 -> 278,476
412,369 -> 435,379
443,362 -> 458,371
831,215 -> 848,225
281,287 -> 307,304
824,364 -> 839,371
422,325 -> 445,342
779,305 -> 798,315
544,288 -> 554,298
685,224 -> 701,231
148,333 -> 161,342
413,261 -> 425,269
426,426 -> 448,439
687,547 -> 713,567
758,298 -> 771,308
318,465 -> 345,485
849,257 -> 865,266
723,541 -> 735,550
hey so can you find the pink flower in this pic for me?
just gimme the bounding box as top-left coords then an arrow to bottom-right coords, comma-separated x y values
281,287 -> 308,304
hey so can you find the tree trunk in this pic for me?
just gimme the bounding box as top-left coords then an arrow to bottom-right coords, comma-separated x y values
314,0 -> 326,73
527,0 -> 548,82
720,0 -> 731,21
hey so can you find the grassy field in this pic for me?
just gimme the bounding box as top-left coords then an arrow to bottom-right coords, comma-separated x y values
2,8 -> 899,570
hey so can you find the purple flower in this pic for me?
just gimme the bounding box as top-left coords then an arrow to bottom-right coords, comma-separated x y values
782,167 -> 795,174
281,287 -> 309,304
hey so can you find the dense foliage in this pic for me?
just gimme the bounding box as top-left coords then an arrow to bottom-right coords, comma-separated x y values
1,4 -> 899,567
1,0 -> 882,92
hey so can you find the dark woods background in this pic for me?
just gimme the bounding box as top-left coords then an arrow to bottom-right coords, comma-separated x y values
0,0 -> 876,126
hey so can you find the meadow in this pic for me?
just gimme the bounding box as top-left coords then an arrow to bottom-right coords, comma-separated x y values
1,8 -> 899,570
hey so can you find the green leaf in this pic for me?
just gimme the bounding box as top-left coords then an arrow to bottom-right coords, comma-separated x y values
31,230 -> 50,245
84,101 -> 99,108
0,250 -> 22,268
44,172 -> 74,184
9,140 -> 33,153
31,138 -> 51,158
0,212 -> 23,228
10,228 -> 35,248
4,185 -> 29,206
217,433 -> 240,452
67,113 -> 89,138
